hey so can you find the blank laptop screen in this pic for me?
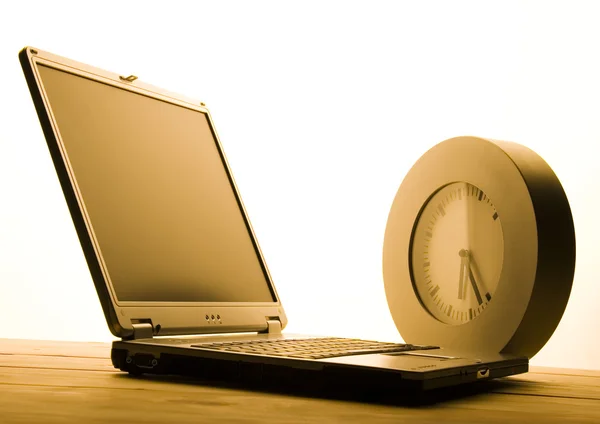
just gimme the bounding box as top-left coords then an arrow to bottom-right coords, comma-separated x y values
37,64 -> 276,303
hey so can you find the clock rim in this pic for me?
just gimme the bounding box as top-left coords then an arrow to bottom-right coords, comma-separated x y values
382,136 -> 575,358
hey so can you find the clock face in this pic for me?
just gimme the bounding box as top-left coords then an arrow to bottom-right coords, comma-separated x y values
410,182 -> 504,325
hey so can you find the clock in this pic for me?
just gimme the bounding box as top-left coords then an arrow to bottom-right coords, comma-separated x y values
411,182 -> 504,325
383,136 -> 575,357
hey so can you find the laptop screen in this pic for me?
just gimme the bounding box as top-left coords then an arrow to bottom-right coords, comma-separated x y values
37,64 -> 276,303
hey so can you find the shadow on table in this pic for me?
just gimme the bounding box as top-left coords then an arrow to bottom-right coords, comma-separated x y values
113,370 -> 528,407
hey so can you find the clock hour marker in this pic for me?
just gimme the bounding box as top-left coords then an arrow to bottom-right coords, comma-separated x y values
469,308 -> 473,320
478,190 -> 483,201
447,305 -> 453,316
485,292 -> 492,302
425,231 -> 433,239
430,285 -> 440,297
492,212 -> 498,220
423,261 -> 430,268
438,205 -> 446,216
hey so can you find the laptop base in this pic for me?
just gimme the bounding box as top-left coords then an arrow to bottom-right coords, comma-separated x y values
111,342 -> 528,393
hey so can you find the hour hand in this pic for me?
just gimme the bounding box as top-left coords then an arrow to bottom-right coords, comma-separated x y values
467,263 -> 484,305
465,253 -> 492,305
458,249 -> 468,299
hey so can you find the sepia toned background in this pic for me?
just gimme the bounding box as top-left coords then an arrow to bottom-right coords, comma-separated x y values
1,0 -> 599,370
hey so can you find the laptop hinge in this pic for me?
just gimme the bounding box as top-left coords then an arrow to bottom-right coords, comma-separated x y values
131,323 -> 154,340
264,318 -> 282,334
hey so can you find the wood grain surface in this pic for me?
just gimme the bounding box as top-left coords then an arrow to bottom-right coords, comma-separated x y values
1,338 -> 598,423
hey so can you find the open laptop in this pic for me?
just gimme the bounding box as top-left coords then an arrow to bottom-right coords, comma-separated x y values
19,46 -> 528,393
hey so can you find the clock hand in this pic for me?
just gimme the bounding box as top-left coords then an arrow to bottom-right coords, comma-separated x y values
467,253 -> 493,304
458,249 -> 468,299
458,260 -> 465,300
467,263 -> 484,305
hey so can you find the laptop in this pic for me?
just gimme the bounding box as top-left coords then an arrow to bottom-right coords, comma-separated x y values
18,46 -> 528,393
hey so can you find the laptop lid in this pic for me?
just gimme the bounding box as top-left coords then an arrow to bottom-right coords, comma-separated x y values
19,47 -> 287,339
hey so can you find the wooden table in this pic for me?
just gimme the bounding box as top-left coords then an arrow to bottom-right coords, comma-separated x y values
1,338 -> 599,423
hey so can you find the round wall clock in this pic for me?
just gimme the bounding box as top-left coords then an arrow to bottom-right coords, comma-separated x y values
382,136 -> 575,358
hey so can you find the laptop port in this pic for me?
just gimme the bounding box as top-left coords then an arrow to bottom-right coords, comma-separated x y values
477,367 -> 490,379
130,354 -> 159,369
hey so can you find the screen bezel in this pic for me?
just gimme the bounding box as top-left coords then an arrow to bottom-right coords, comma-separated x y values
19,47 -> 286,338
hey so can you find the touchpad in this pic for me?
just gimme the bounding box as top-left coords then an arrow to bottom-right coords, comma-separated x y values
385,352 -> 462,360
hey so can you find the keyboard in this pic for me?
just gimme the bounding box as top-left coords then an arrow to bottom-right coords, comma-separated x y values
192,337 -> 438,360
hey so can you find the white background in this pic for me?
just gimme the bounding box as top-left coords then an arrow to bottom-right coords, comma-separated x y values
1,0 -> 600,370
